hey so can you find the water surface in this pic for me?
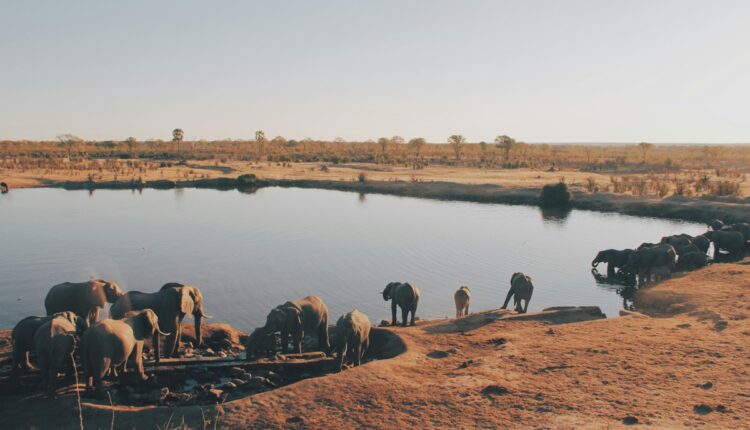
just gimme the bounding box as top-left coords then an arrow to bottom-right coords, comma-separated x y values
0,187 -> 705,330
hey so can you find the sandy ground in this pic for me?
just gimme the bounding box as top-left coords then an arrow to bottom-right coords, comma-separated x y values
1,259 -> 749,429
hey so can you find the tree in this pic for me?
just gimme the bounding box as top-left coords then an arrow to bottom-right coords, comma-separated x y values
255,130 -> 267,160
408,137 -> 426,157
172,128 -> 184,156
57,134 -> 82,160
125,136 -> 137,157
494,135 -> 517,161
479,141 -> 488,154
637,142 -> 654,164
391,135 -> 405,145
377,137 -> 391,155
447,135 -> 466,160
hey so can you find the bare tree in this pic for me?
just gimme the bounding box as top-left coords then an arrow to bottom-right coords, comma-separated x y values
377,137 -> 391,155
125,136 -> 137,157
57,134 -> 82,160
255,130 -> 267,160
172,128 -> 184,157
637,142 -> 654,164
447,135 -> 466,160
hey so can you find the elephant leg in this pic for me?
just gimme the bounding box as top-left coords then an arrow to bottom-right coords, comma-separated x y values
93,358 -> 109,399
292,327 -> 303,354
607,264 -> 615,278
455,307 -> 460,319
391,302 -> 398,326
153,333 -> 161,367
465,305 -> 469,316
523,299 -> 530,314
354,343 -> 362,367
336,342 -> 346,372
317,323 -> 330,352
134,342 -> 147,381
501,289 -> 514,309
165,320 -> 179,359
281,327 -> 290,354
401,306 -> 408,327
410,302 -> 418,326
47,366 -> 57,397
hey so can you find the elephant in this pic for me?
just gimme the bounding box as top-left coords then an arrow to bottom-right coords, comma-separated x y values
243,328 -> 279,360
110,283 -> 210,364
502,272 -> 534,313
382,282 -> 420,327
45,280 -> 124,327
649,265 -> 672,282
252,295 -> 330,355
0,182 -> 8,193
675,244 -> 701,257
710,220 -> 750,243
703,230 -> 746,258
689,235 -> 711,254
591,249 -> 635,277
677,251 -> 709,271
661,235 -> 692,249
12,311 -> 85,373
82,309 -> 169,399
637,242 -> 660,251
34,312 -> 86,396
454,286 -> 471,318
331,309 -> 371,372
624,244 -> 676,285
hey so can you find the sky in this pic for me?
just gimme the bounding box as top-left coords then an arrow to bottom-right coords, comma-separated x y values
1,1 -> 749,144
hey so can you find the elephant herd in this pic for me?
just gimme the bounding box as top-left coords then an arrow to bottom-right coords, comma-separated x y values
592,218 -> 750,288
11,274 -> 535,399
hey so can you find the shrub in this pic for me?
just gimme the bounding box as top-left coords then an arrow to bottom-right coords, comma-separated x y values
358,172 -> 367,183
539,182 -> 573,208
237,173 -> 258,187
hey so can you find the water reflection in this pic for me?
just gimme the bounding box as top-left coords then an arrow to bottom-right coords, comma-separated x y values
539,206 -> 572,224
358,192 -> 367,203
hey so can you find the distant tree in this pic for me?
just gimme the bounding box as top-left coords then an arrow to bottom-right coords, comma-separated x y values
57,134 -> 82,160
479,141 -> 488,154
172,128 -> 184,156
255,130 -> 267,159
494,135 -> 517,161
408,138 -> 426,157
391,135 -> 405,145
447,135 -> 466,160
377,137 -> 391,155
637,142 -> 654,164
125,136 -> 137,157
271,136 -> 287,147
334,137 -> 346,144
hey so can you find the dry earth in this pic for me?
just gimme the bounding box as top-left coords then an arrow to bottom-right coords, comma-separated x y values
1,259 -> 749,429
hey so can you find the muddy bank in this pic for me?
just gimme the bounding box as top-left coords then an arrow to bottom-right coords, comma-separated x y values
48,175 -> 750,225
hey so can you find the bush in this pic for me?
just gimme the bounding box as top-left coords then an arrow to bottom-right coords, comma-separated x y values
358,172 -> 367,183
237,173 -> 258,187
540,182 -> 573,208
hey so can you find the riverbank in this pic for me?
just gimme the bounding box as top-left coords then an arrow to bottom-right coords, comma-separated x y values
3,162 -> 750,224
2,258 -> 749,428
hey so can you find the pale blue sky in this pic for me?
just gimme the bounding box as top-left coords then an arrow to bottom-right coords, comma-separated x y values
1,1 -> 749,143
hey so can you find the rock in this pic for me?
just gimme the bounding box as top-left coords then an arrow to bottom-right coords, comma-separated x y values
622,416 -> 639,425
148,387 -> 169,404
697,382 -> 713,390
480,385 -> 509,397
217,351 -> 228,358
230,378 -> 245,387
379,320 -> 391,327
446,348 -> 458,354
716,404 -> 726,413
207,389 -> 223,402
693,404 -> 713,415
221,381 -> 237,391
714,320 -> 728,331
677,323 -> 691,329
247,376 -> 273,389
204,348 -> 216,356
426,350 -> 449,359
286,416 -> 304,424
230,367 -> 245,378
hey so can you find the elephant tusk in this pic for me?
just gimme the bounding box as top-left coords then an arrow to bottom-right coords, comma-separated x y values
200,313 -> 214,319
157,330 -> 171,336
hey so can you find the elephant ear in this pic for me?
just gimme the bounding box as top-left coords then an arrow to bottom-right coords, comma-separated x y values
86,281 -> 107,308
180,288 -> 195,316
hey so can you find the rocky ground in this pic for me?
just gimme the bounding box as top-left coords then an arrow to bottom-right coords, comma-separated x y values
1,259 -> 749,429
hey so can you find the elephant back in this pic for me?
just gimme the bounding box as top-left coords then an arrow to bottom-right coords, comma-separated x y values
394,283 -> 419,307
110,291 -> 156,319
292,295 -> 328,330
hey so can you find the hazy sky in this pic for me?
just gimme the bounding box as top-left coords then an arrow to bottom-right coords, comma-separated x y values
1,1 -> 749,143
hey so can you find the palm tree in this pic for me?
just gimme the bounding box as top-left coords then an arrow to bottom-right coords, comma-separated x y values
172,128 -> 184,157
494,135 -> 517,162
408,138 -> 426,158
447,135 -> 466,160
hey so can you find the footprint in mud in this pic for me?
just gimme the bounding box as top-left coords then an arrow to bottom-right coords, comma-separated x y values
426,350 -> 450,359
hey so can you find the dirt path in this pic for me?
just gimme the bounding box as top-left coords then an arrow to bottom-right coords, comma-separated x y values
2,260 -> 749,429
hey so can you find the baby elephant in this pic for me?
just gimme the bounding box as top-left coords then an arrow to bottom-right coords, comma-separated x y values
502,273 -> 534,313
12,311 -> 83,373
332,309 -> 371,372
34,312 -> 86,396
382,282 -> 420,327
82,309 -> 169,399
454,286 -> 471,318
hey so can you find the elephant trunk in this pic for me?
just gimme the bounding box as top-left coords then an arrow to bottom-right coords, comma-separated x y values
194,313 -> 203,347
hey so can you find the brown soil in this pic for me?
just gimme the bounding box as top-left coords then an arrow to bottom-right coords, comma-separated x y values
2,260 -> 749,429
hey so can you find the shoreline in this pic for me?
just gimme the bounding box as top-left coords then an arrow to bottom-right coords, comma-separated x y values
15,175 -> 750,225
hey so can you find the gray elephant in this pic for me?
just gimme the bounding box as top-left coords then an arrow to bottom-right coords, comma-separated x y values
502,272 -> 534,313
709,219 -> 750,243
82,309 -> 169,399
661,235 -> 692,249
637,242 -> 660,250
382,282 -> 420,327
12,311 -> 85,373
34,312 -> 86,396
110,283 -> 210,364
454,286 -> 471,318
45,279 -> 124,327
250,295 -> 330,355
703,230 -> 745,257
591,249 -> 635,277
332,309 -> 371,372
624,244 -> 676,285
243,328 -> 279,360
677,251 -> 709,271
675,244 -> 701,256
